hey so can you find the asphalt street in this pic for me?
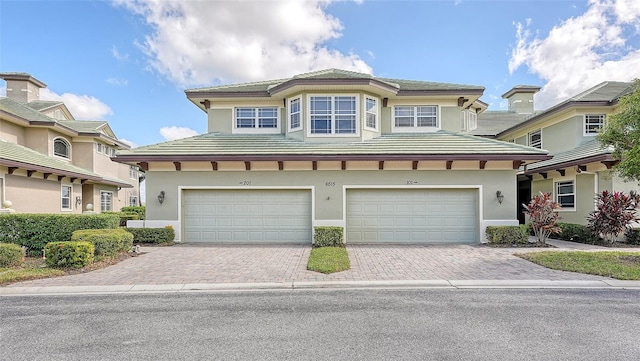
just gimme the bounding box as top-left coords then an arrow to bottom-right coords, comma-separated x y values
2,289 -> 640,361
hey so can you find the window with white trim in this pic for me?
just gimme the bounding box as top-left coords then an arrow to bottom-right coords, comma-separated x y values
289,97 -> 301,131
96,143 -> 103,154
584,114 -> 605,135
555,180 -> 575,208
61,185 -> 72,211
365,97 -> 378,130
53,138 -> 70,158
129,195 -> 138,207
129,166 -> 138,180
393,106 -> 438,130
528,129 -> 542,148
234,107 -> 279,132
460,110 -> 477,132
309,95 -> 357,135
100,191 -> 113,212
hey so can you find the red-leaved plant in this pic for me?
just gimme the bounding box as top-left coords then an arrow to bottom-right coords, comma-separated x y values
587,190 -> 640,244
523,192 -> 562,245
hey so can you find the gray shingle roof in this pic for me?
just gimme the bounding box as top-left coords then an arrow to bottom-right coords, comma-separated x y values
0,97 -> 55,123
116,131 -> 548,161
471,111 -> 529,136
0,138 -> 131,187
186,69 -> 484,94
25,100 -> 64,112
525,139 -> 612,172
58,120 -> 108,133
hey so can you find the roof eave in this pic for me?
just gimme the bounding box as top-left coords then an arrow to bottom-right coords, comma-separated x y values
524,154 -> 614,174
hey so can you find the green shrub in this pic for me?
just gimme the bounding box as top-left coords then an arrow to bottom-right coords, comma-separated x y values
625,229 -> 640,245
556,223 -> 598,243
71,229 -> 133,260
45,241 -> 94,269
0,214 -> 120,256
102,211 -> 139,227
121,206 -> 145,220
313,226 -> 344,247
0,243 -> 25,267
125,227 -> 175,244
485,226 -> 528,244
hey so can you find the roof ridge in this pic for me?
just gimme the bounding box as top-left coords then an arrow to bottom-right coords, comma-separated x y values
0,97 -> 57,122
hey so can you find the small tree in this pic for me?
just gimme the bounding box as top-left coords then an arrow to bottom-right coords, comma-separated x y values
587,190 -> 640,244
523,192 -> 561,245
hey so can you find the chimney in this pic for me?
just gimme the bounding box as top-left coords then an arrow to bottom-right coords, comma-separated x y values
0,72 -> 47,103
501,85 -> 541,114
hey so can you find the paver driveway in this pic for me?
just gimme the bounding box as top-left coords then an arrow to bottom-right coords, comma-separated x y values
7,243 -> 610,287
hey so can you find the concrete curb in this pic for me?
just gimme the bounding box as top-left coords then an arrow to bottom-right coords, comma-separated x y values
2,279 -> 640,296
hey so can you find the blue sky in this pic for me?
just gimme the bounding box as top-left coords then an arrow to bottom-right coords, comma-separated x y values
1,0 -> 639,148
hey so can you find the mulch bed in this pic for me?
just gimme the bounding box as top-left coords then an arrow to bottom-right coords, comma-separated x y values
484,242 -> 556,248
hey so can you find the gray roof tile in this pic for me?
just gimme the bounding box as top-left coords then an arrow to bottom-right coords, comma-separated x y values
525,139 -> 612,171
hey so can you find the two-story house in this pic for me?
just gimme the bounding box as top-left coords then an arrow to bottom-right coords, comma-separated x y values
0,72 -> 140,213
115,69 -> 549,243
476,81 -> 636,225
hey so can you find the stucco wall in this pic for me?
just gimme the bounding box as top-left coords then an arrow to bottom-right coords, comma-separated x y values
0,120 -> 25,144
5,174 -> 82,213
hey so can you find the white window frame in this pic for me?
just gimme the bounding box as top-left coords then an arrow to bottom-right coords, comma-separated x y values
528,129 -> 542,148
584,114 -> 605,136
61,185 -> 72,211
96,142 -> 103,154
391,105 -> 440,133
129,166 -> 138,180
100,191 -> 113,212
288,97 -> 302,132
460,110 -> 478,132
555,179 -> 576,210
233,107 -> 281,134
364,97 -> 378,131
53,138 -> 71,159
128,195 -> 138,207
306,94 -> 359,137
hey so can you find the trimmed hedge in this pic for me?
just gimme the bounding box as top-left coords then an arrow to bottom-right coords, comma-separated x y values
0,243 -> 25,267
45,241 -> 94,269
556,223 -> 598,244
125,227 -> 175,244
625,229 -> 640,245
103,212 -> 139,227
71,229 -> 134,260
0,214 -> 120,256
485,226 -> 529,244
313,226 -> 344,247
121,206 -> 145,220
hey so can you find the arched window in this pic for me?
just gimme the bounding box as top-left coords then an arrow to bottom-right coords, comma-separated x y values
53,138 -> 70,158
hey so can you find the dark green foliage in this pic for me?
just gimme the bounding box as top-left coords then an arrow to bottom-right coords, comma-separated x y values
0,214 -> 120,256
124,227 -> 175,244
45,241 -> 94,269
625,229 -> 640,245
71,229 -> 133,260
556,223 -> 598,244
313,226 -> 344,247
121,206 -> 146,220
485,226 -> 529,244
102,211 -> 139,226
0,243 -> 25,267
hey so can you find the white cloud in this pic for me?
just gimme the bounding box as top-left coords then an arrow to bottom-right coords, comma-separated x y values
509,0 -> 640,109
113,0 -> 372,86
112,45 -> 129,61
159,126 -> 199,141
106,77 -> 128,86
120,138 -> 139,148
40,88 -> 113,120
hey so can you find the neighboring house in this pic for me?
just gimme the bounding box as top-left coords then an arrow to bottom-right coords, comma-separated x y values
0,72 -> 140,214
477,81 -> 637,225
115,69 -> 549,243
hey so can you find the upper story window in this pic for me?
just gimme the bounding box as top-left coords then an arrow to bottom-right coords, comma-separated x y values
584,114 -> 605,135
289,97 -> 301,131
555,180 -> 575,208
460,110 -> 477,132
364,97 -> 378,130
129,166 -> 138,180
393,106 -> 439,132
528,129 -> 542,149
234,107 -> 280,134
96,142 -> 103,154
53,138 -> 70,159
308,95 -> 358,136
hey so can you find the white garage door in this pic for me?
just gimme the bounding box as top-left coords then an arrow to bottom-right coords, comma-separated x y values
183,189 -> 312,243
346,189 -> 478,243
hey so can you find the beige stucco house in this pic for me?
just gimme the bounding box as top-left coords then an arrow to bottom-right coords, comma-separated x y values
0,72 -> 140,214
115,69 -> 549,243
476,81 -> 637,225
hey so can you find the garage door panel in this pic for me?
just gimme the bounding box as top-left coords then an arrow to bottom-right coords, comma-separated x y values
347,189 -> 477,244
183,189 -> 311,243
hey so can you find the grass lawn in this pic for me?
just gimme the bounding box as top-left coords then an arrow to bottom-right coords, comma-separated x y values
307,247 -> 350,274
517,251 -> 640,280
0,258 -> 65,286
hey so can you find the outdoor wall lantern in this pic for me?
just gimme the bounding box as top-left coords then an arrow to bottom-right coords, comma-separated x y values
75,196 -> 82,206
496,190 -> 504,204
158,191 -> 165,205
